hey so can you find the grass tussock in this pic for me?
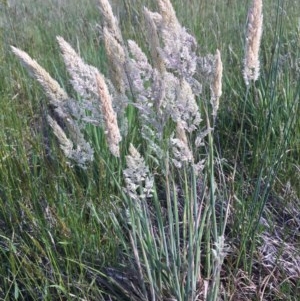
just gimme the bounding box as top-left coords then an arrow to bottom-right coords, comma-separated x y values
0,0 -> 299,300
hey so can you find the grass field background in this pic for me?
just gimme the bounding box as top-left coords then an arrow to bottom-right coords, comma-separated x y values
0,0 -> 299,300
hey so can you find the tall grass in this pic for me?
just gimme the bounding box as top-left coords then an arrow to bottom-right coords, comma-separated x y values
1,0 -> 299,300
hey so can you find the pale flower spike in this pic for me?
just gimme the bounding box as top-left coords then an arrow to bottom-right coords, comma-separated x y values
157,0 -> 180,30
211,49 -> 223,118
11,44 -> 95,167
171,121 -> 194,168
56,36 -> 103,125
103,27 -> 127,95
123,144 -> 154,202
47,115 -> 94,168
243,0 -> 263,86
47,115 -> 73,158
10,46 -> 69,106
57,36 -> 99,102
156,0 -> 199,87
98,0 -> 122,43
143,7 -> 165,74
96,72 -> 122,157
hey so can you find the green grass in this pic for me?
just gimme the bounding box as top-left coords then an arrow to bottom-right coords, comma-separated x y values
1,0 -> 299,300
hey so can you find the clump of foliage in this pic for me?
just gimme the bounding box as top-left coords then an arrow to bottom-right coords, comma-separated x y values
1,0 -> 299,300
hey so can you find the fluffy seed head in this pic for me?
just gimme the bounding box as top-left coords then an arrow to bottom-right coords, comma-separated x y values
11,46 -> 68,106
210,49 -> 223,117
47,115 -> 73,158
103,26 -> 126,95
171,121 -> 194,168
157,0 -> 180,31
123,143 -> 154,201
57,36 -> 99,101
243,0 -> 263,86
96,72 -> 121,157
143,7 -> 165,73
98,0 -> 122,43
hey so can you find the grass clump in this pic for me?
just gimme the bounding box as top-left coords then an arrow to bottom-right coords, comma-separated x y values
1,0 -> 299,300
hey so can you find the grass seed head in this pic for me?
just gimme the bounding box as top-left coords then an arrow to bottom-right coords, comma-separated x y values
11,46 -> 69,106
103,27 -> 126,95
157,0 -> 180,31
96,71 -> 121,157
47,115 -> 73,158
210,49 -> 223,117
143,7 -> 166,73
243,0 -> 263,86
57,36 -> 100,101
98,0 -> 122,43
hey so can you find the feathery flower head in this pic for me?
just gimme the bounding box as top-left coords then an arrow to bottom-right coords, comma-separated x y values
98,0 -> 122,43
127,40 -> 165,126
103,26 -> 127,95
47,115 -> 73,158
96,71 -> 121,157
157,0 -> 180,31
171,120 -> 194,168
57,37 -> 99,101
155,0 -> 198,86
143,7 -> 165,73
123,144 -> 154,201
11,46 -> 68,106
210,49 -> 223,117
56,36 -> 102,125
47,115 -> 94,167
243,0 -> 263,86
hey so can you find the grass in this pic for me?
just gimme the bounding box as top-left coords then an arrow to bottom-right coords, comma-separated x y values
0,0 -> 299,300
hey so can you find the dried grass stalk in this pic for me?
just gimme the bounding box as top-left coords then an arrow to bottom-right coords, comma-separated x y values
98,0 -> 122,43
99,0 -> 128,113
176,79 -> 201,132
103,27 -> 127,95
210,49 -> 223,117
157,0 -> 180,31
47,115 -> 73,158
56,36 -> 104,127
12,46 -> 94,166
11,46 -> 68,106
176,120 -> 189,146
143,7 -> 165,73
171,121 -> 194,168
123,143 -> 154,201
243,0 -> 263,86
56,36 -> 99,101
96,72 -> 121,157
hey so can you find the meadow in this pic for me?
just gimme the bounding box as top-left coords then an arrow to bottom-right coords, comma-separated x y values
0,0 -> 299,300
